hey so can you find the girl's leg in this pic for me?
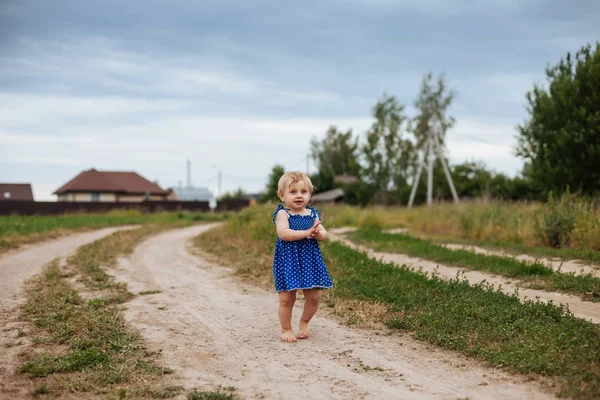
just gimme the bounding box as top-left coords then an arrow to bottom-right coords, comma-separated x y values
278,290 -> 297,342
298,288 -> 321,339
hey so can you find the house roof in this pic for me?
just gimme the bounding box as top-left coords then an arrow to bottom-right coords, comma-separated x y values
0,183 -> 34,201
311,188 -> 345,202
53,169 -> 167,195
173,186 -> 214,201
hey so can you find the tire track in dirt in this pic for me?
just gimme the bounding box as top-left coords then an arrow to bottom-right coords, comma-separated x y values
0,226 -> 138,399
114,224 -> 555,399
384,228 -> 599,277
441,243 -> 599,277
330,228 -> 600,324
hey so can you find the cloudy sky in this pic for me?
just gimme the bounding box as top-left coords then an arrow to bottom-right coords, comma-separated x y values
1,0 -> 598,200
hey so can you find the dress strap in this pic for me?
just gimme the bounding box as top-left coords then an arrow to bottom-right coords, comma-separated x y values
310,206 -> 322,221
272,204 -> 290,224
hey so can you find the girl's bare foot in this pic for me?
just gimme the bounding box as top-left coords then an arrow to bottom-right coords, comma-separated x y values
281,329 -> 297,342
298,319 -> 310,339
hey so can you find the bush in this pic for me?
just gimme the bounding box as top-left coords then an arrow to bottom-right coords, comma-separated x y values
535,191 -> 577,248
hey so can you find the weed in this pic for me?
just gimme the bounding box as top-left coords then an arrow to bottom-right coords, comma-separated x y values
139,290 -> 161,295
188,386 -> 236,400
33,384 -> 49,396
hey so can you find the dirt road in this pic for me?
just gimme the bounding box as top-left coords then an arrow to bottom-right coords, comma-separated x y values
0,226 -> 137,398
329,228 -> 600,324
113,224 -> 555,399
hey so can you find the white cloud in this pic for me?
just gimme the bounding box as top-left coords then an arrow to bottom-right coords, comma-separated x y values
348,0 -> 529,15
0,93 -> 187,127
444,117 -> 522,175
0,36 -> 340,110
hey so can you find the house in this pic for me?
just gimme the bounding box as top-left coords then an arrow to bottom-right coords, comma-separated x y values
0,183 -> 34,201
310,188 -> 345,204
53,169 -> 168,202
242,192 -> 264,206
172,186 -> 215,208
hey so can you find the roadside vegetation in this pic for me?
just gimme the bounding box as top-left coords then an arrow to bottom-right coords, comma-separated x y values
195,204 -> 600,399
19,220 -> 228,398
347,228 -> 600,302
317,193 -> 600,262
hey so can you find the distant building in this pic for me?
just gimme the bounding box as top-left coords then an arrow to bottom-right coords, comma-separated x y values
242,192 -> 264,205
173,186 -> 215,208
54,168 -> 168,202
0,183 -> 34,201
311,188 -> 345,204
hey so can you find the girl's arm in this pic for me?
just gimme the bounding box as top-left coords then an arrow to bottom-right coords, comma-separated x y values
275,210 -> 315,241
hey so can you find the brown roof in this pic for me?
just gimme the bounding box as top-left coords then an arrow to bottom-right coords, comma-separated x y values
53,169 -> 167,195
0,183 -> 34,201
311,188 -> 345,202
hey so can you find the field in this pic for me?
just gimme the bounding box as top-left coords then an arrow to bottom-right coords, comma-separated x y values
1,203 -> 599,399
318,195 -> 600,261
0,210 -> 226,252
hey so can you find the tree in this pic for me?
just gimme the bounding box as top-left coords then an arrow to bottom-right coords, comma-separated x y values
451,161 -> 493,198
261,164 -> 286,203
517,42 -> 600,196
361,94 -> 415,193
310,126 -> 361,178
309,126 -> 361,193
411,73 -> 456,149
219,187 -> 245,201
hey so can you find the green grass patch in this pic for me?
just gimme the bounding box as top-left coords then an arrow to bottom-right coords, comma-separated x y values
195,204 -> 600,399
188,386 -> 237,400
433,236 -> 600,265
349,229 -> 600,302
139,290 -> 162,296
0,210 -> 226,252
20,221 -> 199,397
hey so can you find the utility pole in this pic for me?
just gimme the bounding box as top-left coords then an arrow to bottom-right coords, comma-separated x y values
186,159 -> 191,200
306,154 -> 310,175
408,127 -> 459,208
217,170 -> 222,199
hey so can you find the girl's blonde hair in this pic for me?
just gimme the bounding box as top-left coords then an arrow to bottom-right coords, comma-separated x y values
277,171 -> 314,199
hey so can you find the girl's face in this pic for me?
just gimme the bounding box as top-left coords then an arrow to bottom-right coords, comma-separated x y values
281,179 -> 311,212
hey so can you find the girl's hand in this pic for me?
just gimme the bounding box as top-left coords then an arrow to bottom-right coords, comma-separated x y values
307,220 -> 322,239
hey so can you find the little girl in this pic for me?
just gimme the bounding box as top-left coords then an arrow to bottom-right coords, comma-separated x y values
272,171 -> 333,342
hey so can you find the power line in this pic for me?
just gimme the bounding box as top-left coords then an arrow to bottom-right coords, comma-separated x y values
284,157 -> 307,171
453,133 -> 513,147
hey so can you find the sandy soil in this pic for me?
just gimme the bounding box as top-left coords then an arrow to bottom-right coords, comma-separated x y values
331,228 -> 600,324
441,243 -> 599,277
110,224 -> 556,399
0,226 -> 137,399
384,228 -> 599,277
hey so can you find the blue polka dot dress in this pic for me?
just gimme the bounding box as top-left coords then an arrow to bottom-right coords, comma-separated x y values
272,204 -> 334,292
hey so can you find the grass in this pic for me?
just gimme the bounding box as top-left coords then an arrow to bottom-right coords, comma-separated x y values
348,229 -> 600,302
317,196 -> 600,254
194,204 -> 600,399
427,235 -> 600,265
0,210 -> 226,253
187,386 -> 237,400
19,220 -> 207,397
